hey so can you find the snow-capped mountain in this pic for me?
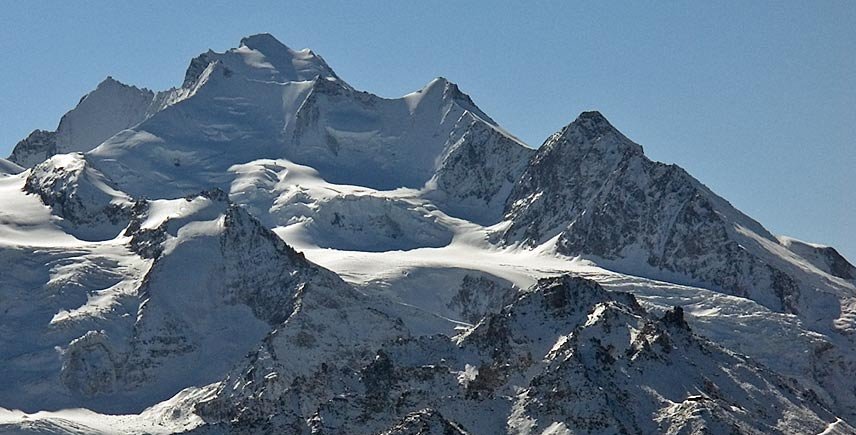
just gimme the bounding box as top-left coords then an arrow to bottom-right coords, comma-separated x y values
9,77 -> 167,168
10,33 -> 518,203
501,111 -> 856,335
190,276 -> 851,434
2,34 -> 854,434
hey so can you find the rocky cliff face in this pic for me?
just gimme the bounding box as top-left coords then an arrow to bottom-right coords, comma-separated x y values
9,129 -> 57,167
425,115 -> 534,224
501,112 -> 855,333
191,276 -> 851,434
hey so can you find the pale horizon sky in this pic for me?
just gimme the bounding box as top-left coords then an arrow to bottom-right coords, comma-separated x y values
1,2 -> 854,259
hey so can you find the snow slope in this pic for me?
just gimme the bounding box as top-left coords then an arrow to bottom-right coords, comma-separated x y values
9,78 -> 160,168
2,33 -> 855,434
0,158 -> 23,175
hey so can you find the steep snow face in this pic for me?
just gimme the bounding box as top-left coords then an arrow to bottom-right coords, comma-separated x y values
196,275 -> 849,434
283,76 -> 506,190
9,78 -> 158,168
182,33 -> 341,88
779,236 -> 856,281
54,78 -> 156,154
11,34 -> 526,203
0,158 -> 23,175
424,115 -> 534,224
87,74 -> 317,198
87,48 -> 515,198
0,240 -> 151,412
0,169 -> 84,247
0,190 -> 383,414
501,111 -> 856,333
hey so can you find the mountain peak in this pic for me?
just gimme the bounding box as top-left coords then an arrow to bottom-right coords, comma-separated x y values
96,75 -> 142,91
567,110 -> 619,137
413,77 -> 452,96
234,33 -> 339,84
239,33 -> 293,55
551,110 -> 642,156
576,109 -> 611,124
99,75 -> 121,87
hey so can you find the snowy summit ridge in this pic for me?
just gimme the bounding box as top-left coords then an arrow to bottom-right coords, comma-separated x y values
2,34 -> 855,434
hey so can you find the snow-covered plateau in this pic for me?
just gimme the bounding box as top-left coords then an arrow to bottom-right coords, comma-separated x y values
2,34 -> 855,434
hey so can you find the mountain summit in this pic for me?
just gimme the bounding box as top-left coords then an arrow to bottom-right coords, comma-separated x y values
502,111 -> 855,334
183,33 -> 342,87
1,34 -> 854,434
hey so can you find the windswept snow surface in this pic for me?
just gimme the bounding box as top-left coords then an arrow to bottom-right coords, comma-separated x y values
0,158 -> 23,175
3,33 -> 856,434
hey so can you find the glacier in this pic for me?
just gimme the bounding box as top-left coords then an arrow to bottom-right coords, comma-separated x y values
2,33 -> 855,434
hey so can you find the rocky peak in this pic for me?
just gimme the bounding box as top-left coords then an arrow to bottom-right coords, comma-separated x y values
240,32 -> 294,54
307,73 -> 349,95
9,76 -> 158,168
458,275 -> 642,362
379,409 -> 470,435
221,204 -> 309,271
501,110 -> 845,330
425,113 -> 533,224
8,129 -> 57,167
181,50 -> 216,88
24,153 -> 132,239
547,110 -> 643,157
500,112 -> 649,247
426,77 -> 496,125
96,76 -> 147,92
660,306 -> 691,330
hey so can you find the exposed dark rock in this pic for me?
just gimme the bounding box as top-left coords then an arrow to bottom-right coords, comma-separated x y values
9,129 -> 57,167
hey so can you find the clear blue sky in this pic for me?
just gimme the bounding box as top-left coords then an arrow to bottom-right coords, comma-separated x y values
1,2 -> 854,259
